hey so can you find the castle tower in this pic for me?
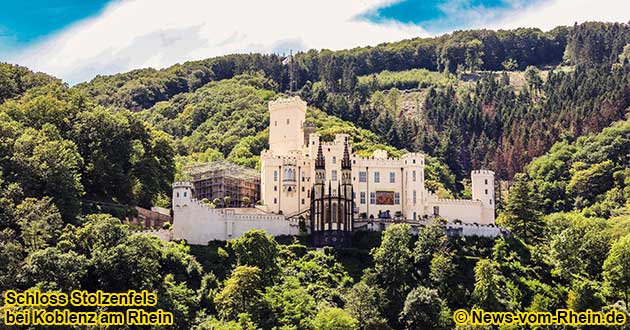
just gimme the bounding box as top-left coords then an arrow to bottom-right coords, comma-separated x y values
314,144 -> 326,198
269,96 -> 307,154
471,170 -> 495,224
172,182 -> 193,208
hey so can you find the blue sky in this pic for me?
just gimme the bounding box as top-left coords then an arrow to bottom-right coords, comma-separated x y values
0,0 -> 111,55
2,0 -> 627,84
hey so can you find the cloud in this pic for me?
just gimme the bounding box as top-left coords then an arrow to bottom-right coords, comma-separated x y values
487,0 -> 630,31
9,0 -> 629,84
10,0 -> 428,84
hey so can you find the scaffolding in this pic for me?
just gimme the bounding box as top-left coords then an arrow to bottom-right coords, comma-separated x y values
186,161 -> 260,207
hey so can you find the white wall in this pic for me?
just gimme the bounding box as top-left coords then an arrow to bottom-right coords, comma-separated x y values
173,200 -> 299,245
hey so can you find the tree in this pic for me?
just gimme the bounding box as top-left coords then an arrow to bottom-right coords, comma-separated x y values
344,281 -> 387,327
214,266 -> 266,322
399,286 -> 451,330
22,247 -> 88,291
498,173 -> 544,244
472,259 -> 507,311
15,197 -> 64,251
224,195 -> 232,207
524,66 -> 543,91
312,307 -> 358,330
465,39 -> 484,72
264,278 -> 317,329
366,224 -> 413,325
229,230 -> 280,284
603,234 -> 630,307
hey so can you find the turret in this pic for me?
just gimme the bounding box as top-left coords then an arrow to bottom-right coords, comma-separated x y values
471,170 -> 495,224
173,182 -> 193,208
314,144 -> 326,198
268,96 -> 307,154
341,138 -> 352,198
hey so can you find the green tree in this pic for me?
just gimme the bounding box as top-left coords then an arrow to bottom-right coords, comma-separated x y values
499,173 -> 544,244
603,234 -> 630,307
399,286 -> 451,330
344,281 -> 387,327
472,259 -> 507,311
15,197 -> 64,251
214,266 -> 266,322
229,230 -> 280,284
313,307 -> 359,330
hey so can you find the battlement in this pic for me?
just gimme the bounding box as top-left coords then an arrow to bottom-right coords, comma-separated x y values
173,181 -> 192,189
269,96 -> 307,111
472,170 -> 495,176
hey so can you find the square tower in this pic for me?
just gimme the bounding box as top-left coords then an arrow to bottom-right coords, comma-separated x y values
269,96 -> 307,155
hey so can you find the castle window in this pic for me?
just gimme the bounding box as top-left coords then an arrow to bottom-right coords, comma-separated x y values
176,192 -> 180,197
413,212 -> 417,220
184,192 -> 187,197
302,186 -> 305,192
485,189 -> 488,195
332,170 -> 337,181
332,156 -> 336,164
413,190 -> 417,204
284,167 -> 295,181
273,198 -> 277,204
370,192 -> 376,204
360,192 -> 366,204
485,179 -> 488,185
390,172 -> 396,183
413,159 -> 416,164
274,121 -> 277,126
412,170 -> 417,182
359,171 -> 367,182
433,206 -> 440,216
302,199 -> 305,205
374,172 -> 380,183
274,186 -> 277,191
490,199 -> 492,205
394,193 -> 400,204
274,170 -> 278,181
286,118 -> 290,125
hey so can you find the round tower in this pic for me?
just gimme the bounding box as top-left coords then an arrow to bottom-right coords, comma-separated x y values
172,182 -> 193,208
471,170 -> 495,224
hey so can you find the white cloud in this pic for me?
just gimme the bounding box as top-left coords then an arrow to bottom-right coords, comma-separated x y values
487,0 -> 630,31
11,0 -> 428,84
9,0 -> 629,84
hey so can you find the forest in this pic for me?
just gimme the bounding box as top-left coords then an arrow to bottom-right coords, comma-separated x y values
0,21 -> 629,329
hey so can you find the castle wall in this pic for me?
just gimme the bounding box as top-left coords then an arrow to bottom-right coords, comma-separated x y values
173,200 -> 298,245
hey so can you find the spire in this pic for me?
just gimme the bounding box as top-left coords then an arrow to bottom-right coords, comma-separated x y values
341,138 -> 351,170
315,144 -> 325,169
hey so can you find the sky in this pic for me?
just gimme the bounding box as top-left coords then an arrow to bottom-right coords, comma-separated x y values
0,0 -> 628,84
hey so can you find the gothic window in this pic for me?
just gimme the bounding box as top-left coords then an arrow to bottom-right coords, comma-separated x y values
332,156 -> 336,164
274,170 -> 278,181
274,186 -> 277,191
394,193 -> 400,205
433,206 -> 440,216
412,170 -> 416,182
374,172 -> 380,183
302,186 -> 305,192
284,167 -> 295,181
413,190 -> 417,204
360,192 -> 366,204
389,172 -> 395,183
184,191 -> 187,197
176,192 -> 180,197
302,199 -> 305,204
485,179 -> 488,185
331,170 -> 337,181
485,189 -> 488,195
370,192 -> 376,204
359,171 -> 367,182
273,198 -> 277,204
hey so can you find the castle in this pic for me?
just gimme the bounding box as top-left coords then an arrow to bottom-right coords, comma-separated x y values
171,96 -> 500,246
259,96 -> 495,224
